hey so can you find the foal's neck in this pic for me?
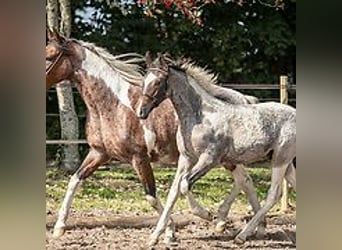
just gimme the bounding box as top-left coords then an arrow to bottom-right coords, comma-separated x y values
168,68 -> 222,122
168,68 -> 203,121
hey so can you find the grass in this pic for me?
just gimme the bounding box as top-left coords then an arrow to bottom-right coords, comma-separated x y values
46,166 -> 296,215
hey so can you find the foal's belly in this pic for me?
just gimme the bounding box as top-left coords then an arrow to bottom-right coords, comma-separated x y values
222,144 -> 273,166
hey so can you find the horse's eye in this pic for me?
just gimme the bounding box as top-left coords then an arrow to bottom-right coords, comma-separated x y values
46,55 -> 55,61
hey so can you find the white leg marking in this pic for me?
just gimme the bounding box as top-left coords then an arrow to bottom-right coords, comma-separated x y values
146,195 -> 176,243
54,174 -> 82,232
142,125 -> 156,156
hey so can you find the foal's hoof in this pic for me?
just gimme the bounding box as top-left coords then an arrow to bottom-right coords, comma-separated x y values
214,221 -> 226,233
193,209 -> 213,221
52,227 -> 65,238
234,234 -> 246,245
201,211 -> 213,221
163,234 -> 176,245
147,237 -> 159,247
255,226 -> 266,239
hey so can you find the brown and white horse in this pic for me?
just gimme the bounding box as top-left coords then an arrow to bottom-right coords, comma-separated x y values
46,30 -> 261,242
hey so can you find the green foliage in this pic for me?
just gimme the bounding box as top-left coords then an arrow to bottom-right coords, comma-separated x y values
46,0 -> 296,160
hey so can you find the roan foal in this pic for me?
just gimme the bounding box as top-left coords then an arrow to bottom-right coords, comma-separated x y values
136,53 -> 296,246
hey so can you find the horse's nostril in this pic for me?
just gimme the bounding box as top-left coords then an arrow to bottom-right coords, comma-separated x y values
138,107 -> 145,117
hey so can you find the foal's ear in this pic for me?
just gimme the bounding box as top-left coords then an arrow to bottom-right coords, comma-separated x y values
159,55 -> 168,70
145,51 -> 152,67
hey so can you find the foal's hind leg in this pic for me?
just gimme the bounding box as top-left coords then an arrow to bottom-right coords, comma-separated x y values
234,164 -> 288,244
215,164 -> 264,235
285,162 -> 296,191
131,155 -> 175,244
53,148 -> 109,238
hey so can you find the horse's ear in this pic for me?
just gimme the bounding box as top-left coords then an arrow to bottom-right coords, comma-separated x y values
47,28 -> 55,41
145,51 -> 152,67
47,28 -> 66,43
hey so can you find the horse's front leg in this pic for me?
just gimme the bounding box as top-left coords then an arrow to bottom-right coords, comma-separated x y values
53,148 -> 109,238
131,155 -> 176,244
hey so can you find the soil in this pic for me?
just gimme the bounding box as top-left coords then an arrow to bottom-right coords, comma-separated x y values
46,210 -> 296,249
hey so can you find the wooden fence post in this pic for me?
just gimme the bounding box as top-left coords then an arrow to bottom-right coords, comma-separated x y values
280,75 -> 289,212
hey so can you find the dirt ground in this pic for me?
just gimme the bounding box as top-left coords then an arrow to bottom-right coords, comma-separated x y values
46,209 -> 296,250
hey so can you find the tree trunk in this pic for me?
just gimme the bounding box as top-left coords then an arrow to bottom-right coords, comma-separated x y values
47,0 -> 80,171
46,0 -> 59,29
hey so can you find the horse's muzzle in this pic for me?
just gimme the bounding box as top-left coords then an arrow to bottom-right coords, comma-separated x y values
137,106 -> 149,120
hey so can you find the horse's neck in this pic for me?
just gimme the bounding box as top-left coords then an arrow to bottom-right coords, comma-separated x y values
168,68 -> 221,121
77,48 -> 135,112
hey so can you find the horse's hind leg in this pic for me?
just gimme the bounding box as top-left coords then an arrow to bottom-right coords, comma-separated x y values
53,148 -> 109,238
131,155 -> 175,244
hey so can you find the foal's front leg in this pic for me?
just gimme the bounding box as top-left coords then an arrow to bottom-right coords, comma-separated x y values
181,154 -> 218,221
148,152 -> 217,246
148,154 -> 192,246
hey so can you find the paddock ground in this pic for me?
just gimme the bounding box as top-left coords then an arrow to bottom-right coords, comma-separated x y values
46,167 -> 296,249
46,209 -> 295,249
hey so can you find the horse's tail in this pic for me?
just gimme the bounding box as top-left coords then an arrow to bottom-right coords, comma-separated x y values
244,95 -> 259,104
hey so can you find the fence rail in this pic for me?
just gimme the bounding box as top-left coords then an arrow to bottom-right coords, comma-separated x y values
46,78 -> 296,145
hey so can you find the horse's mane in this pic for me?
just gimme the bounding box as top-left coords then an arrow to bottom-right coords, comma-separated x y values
75,40 -> 145,86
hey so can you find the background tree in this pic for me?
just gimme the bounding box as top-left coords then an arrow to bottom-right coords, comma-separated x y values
46,0 -> 295,161
47,0 -> 80,171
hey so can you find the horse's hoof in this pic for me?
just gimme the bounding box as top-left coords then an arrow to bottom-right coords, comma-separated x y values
52,227 -> 65,238
215,221 -> 226,233
234,234 -> 246,245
